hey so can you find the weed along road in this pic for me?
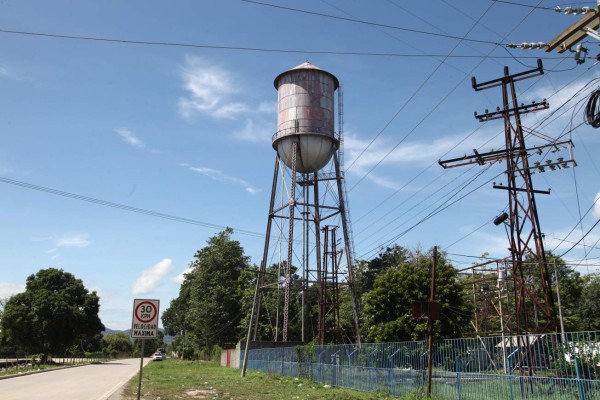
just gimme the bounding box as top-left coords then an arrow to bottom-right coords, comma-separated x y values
0,358 -> 149,400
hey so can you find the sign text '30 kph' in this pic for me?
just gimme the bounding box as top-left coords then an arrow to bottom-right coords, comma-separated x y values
131,299 -> 160,339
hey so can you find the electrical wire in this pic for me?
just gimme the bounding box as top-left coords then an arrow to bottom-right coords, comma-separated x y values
347,0 -> 544,193
0,28 -> 556,59
440,71 -> 600,260
559,218 -> 600,257
348,3 -> 499,188
240,0 -> 504,46
0,176 -> 265,238
357,168 -> 503,260
584,89 -> 600,127
357,64 -> 596,261
490,0 -> 556,11
1,3 -> 593,266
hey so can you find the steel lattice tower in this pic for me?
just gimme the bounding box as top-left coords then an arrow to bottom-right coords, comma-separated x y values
440,60 -> 571,340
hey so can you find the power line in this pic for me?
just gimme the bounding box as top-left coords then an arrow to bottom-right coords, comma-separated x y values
240,0 -> 504,46
357,168 -> 502,260
347,0 -> 548,192
490,0 -> 555,10
376,58 -> 594,255
0,176 -> 265,238
347,2 -> 498,187
351,8 -> 551,252
559,218 -> 600,257
0,28 -> 557,59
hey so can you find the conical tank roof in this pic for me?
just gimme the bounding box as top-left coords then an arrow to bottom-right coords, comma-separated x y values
273,61 -> 339,89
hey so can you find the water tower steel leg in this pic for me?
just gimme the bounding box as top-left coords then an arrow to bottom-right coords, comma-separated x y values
319,223 -> 328,345
313,169 -> 324,345
301,183 -> 308,344
252,156 -> 280,340
283,141 -> 298,342
333,152 -> 361,346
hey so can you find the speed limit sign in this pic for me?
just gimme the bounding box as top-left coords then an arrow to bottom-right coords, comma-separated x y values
131,299 -> 160,338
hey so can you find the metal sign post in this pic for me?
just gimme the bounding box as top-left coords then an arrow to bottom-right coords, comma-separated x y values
131,299 -> 160,400
137,339 -> 145,400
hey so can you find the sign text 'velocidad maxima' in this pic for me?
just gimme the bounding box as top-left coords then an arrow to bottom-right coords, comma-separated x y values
131,299 -> 160,339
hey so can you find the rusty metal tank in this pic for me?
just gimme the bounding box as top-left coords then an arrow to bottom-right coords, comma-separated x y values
272,62 -> 339,173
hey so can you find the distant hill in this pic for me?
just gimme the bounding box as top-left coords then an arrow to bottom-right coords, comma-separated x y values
103,328 -> 174,344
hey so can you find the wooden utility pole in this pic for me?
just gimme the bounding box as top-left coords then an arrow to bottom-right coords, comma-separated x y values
426,246 -> 438,398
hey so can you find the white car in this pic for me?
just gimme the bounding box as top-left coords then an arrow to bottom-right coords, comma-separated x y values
152,352 -> 164,361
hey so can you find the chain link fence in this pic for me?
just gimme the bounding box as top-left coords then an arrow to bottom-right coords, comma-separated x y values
243,331 -> 600,399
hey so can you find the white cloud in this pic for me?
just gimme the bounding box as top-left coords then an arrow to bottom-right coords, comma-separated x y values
594,193 -> 600,218
342,127 -> 503,190
0,282 -> 25,298
258,101 -> 277,113
211,102 -> 250,118
172,266 -> 194,284
233,119 -> 273,143
0,64 -> 23,80
180,163 -> 260,194
115,128 -> 145,149
132,259 -> 174,295
178,55 -> 275,120
56,235 -> 91,248
526,75 -> 600,138
245,187 -> 261,195
178,56 -> 240,119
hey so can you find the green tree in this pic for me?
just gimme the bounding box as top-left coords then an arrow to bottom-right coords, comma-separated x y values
102,332 -> 133,357
545,252 -> 584,331
161,284 -> 191,336
0,297 -> 5,319
133,330 -> 165,357
517,252 -> 584,332
0,268 -> 105,358
163,228 -> 250,349
355,245 -> 409,297
361,247 -> 471,342
577,273 -> 600,331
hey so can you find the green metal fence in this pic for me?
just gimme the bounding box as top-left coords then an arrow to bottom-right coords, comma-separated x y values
243,331 -> 600,399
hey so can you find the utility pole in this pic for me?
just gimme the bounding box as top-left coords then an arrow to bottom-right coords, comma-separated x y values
426,246 -> 437,398
553,261 -> 567,342
439,60 -> 577,375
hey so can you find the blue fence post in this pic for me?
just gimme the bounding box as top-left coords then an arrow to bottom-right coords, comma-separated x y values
389,349 -> 400,395
348,348 -> 357,366
456,356 -> 461,400
574,351 -> 586,400
367,349 -> 378,392
332,350 -> 340,387
348,348 -> 357,390
508,357 -> 514,400
319,350 -> 326,384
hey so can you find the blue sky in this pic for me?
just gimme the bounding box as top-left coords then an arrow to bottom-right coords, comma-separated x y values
1,0 -> 599,330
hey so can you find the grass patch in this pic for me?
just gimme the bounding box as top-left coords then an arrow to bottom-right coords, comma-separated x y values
121,359 -> 409,399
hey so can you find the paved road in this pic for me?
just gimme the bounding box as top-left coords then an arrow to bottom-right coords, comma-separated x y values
0,358 -> 149,400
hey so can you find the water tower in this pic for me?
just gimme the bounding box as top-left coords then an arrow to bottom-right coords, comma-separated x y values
246,62 -> 361,346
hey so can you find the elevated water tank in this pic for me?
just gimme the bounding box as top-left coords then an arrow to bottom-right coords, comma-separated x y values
273,62 -> 339,173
